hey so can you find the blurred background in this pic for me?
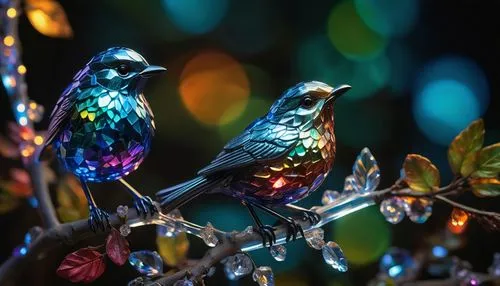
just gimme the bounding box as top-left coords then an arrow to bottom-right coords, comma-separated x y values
0,0 -> 499,285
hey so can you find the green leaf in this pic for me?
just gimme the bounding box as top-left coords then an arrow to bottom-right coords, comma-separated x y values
448,119 -> 484,174
156,232 -> 190,267
460,151 -> 479,177
469,177 -> 500,197
403,154 -> 440,193
472,143 -> 500,178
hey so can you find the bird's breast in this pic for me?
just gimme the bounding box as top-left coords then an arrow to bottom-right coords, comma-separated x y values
236,107 -> 336,204
55,90 -> 155,182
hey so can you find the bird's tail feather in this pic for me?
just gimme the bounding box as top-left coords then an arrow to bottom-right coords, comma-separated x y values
156,176 -> 220,213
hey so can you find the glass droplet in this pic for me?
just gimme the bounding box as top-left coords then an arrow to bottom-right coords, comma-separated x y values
200,222 -> 218,247
321,190 -> 340,205
380,197 -> 405,224
128,250 -> 163,276
117,205 -> 129,218
380,248 -> 415,280
403,197 -> 433,223
222,253 -> 253,280
120,224 -> 131,237
270,245 -> 286,261
322,241 -> 348,272
488,253 -> 500,276
450,208 -> 469,227
252,266 -> 274,286
304,228 -> 325,250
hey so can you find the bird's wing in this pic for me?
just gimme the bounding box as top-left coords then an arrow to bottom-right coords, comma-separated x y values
44,83 -> 79,147
198,117 -> 298,175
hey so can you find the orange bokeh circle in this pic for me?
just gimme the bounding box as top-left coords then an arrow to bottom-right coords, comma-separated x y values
180,51 -> 250,125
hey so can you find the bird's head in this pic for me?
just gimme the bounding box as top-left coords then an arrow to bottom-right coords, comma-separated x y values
77,47 -> 166,93
266,81 -> 350,126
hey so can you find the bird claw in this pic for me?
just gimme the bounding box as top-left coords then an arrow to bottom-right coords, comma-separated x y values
300,210 -> 322,226
255,225 -> 277,248
285,217 -> 305,242
133,196 -> 158,218
88,206 -> 110,232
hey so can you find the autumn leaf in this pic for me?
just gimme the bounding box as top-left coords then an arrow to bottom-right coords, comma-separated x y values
56,175 -> 88,222
448,119 -> 484,174
106,229 -> 130,266
56,248 -> 106,283
25,0 -> 73,38
403,154 -> 440,193
471,143 -> 500,178
157,232 -> 190,267
469,177 -> 500,197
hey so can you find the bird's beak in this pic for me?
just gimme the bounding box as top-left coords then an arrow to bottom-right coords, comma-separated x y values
326,84 -> 351,103
139,65 -> 167,78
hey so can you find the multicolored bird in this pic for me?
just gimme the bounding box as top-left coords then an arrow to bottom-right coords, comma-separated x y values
44,47 -> 166,231
157,81 -> 350,245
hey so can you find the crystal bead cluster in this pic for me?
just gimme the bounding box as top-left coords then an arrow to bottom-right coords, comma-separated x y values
253,266 -> 274,286
450,258 -> 480,285
380,196 -> 433,224
222,253 -> 253,280
128,250 -> 163,276
303,228 -> 348,272
322,148 -> 380,205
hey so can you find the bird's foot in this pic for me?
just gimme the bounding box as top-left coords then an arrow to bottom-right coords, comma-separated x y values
298,210 -> 322,226
133,196 -> 158,218
88,206 -> 110,232
254,225 -> 277,248
285,217 -> 305,242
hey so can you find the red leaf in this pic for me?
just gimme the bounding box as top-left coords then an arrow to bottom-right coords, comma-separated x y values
56,248 -> 106,283
106,228 -> 130,266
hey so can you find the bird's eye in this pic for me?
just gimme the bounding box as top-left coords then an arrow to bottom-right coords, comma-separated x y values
117,64 -> 130,76
301,96 -> 315,108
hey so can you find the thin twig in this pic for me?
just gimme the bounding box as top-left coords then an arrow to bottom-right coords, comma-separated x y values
435,195 -> 500,218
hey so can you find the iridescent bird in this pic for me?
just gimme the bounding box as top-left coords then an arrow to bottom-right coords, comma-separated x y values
44,47 -> 166,231
157,81 -> 350,245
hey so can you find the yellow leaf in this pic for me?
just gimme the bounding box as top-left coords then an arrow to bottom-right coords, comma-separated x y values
56,175 -> 88,222
460,151 -> 479,177
403,154 -> 440,193
473,143 -> 500,178
469,177 -> 500,197
448,119 -> 484,174
25,0 -> 73,38
156,232 -> 190,267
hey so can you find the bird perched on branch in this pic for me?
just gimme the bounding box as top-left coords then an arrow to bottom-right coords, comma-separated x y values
44,47 -> 166,231
157,81 -> 350,246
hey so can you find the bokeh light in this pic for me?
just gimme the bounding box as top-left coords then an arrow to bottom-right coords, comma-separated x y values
413,56 -> 489,145
327,0 -> 387,61
354,0 -> 419,37
216,0 -> 280,55
180,51 -> 250,126
333,206 -> 391,265
413,80 -> 481,145
295,34 -> 390,100
162,0 -> 228,35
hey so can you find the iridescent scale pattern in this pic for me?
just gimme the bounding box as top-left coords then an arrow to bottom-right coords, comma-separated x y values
49,48 -> 155,182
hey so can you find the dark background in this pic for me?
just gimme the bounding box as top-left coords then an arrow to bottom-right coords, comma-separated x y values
1,0 -> 499,285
